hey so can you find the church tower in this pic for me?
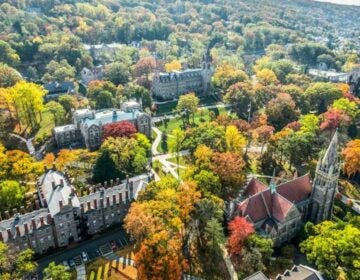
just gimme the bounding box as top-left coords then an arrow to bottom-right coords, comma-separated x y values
309,131 -> 340,224
201,49 -> 213,94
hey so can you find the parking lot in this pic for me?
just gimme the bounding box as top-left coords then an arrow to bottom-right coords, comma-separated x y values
36,227 -> 130,279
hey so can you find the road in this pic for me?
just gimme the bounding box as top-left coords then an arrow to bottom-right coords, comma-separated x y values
36,227 -> 128,278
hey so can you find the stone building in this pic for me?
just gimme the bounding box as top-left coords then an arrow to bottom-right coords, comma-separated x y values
43,82 -> 76,102
81,66 -> 104,86
152,51 -> 213,101
245,265 -> 324,280
53,101 -> 151,150
235,132 -> 339,246
0,168 -> 152,255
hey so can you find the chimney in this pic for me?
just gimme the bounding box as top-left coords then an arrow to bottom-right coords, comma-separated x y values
59,200 -> 63,210
43,199 -> 48,208
24,223 -> 29,234
15,226 -> 20,237
40,217 -> 45,227
31,218 -> 36,229
7,229 -> 12,239
35,200 -> 40,210
68,197 -> 72,206
0,231 -> 3,242
119,193 -> 123,203
47,214 -> 52,224
126,191 -> 129,201
60,179 -> 64,187
87,202 -> 91,211
5,211 -> 10,219
106,196 -> 110,207
93,199 -> 97,209
52,181 -> 56,190
113,194 -> 116,204
126,175 -> 129,188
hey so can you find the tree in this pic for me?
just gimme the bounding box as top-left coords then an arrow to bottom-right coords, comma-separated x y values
225,125 -> 247,153
204,218 -> 226,260
104,62 -> 130,85
342,140 -> 360,178
58,94 -> 76,115
256,68 -> 278,86
300,220 -> 360,280
102,121 -> 137,141
265,93 -> 299,131
176,93 -> 199,125
299,114 -> 319,134
224,82 -> 254,119
320,108 -> 350,134
92,149 -> 120,183
134,56 -> 157,81
42,60 -> 76,82
0,180 -> 25,212
332,98 -> 358,118
194,144 -> 214,170
168,129 -> 185,176
44,101 -> 66,125
43,262 -> 71,280
282,84 -> 309,113
165,60 -> 182,72
305,83 -> 343,113
253,125 -> 275,155
13,249 -> 37,279
212,63 -> 249,92
227,217 -> 254,257
211,152 -> 245,198
0,40 -> 20,65
0,64 -> 22,88
194,170 -> 221,197
95,90 -> 114,109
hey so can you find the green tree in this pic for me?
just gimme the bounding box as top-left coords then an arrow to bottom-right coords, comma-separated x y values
194,170 -> 221,197
104,62 -> 130,85
0,40 -> 20,65
204,218 -> 226,260
58,94 -> 76,115
92,149 -> 120,183
0,180 -> 26,212
176,93 -> 199,125
43,262 -> 72,280
224,82 -> 254,119
304,83 -> 343,114
299,114 -> 319,134
332,98 -> 358,118
300,220 -> 360,280
44,101 -> 66,125
95,90 -> 114,109
0,64 -> 22,88
168,128 -> 185,176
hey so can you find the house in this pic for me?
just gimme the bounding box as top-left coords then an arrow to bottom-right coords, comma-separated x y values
81,66 -> 104,86
245,265 -> 324,280
43,82 -> 76,101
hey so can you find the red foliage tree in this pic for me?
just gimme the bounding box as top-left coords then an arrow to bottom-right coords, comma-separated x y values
285,121 -> 301,131
320,108 -> 350,134
102,121 -> 137,141
231,119 -> 251,135
227,217 -> 254,257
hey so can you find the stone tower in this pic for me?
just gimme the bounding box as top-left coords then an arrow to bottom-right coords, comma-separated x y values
201,49 -> 213,93
309,131 -> 340,224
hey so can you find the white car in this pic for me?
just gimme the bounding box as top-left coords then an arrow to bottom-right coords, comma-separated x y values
81,251 -> 88,263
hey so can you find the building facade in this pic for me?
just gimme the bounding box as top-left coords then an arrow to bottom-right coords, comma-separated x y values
235,132 -> 339,246
43,82 -> 76,102
0,168 -> 152,255
348,67 -> 360,97
152,51 -> 213,101
53,101 -> 151,150
81,66 -> 104,86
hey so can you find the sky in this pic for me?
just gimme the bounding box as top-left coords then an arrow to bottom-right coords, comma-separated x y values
314,0 -> 360,5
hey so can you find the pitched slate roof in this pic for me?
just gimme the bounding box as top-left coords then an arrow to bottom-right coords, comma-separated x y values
272,194 -> 295,223
276,174 -> 312,204
243,178 -> 268,197
244,271 -> 269,280
44,82 -> 75,94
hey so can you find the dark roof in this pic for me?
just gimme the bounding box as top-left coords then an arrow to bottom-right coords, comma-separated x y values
275,265 -> 323,280
243,178 -> 268,197
44,82 -> 75,94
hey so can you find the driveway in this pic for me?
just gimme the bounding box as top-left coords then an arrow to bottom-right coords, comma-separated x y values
36,227 -> 129,279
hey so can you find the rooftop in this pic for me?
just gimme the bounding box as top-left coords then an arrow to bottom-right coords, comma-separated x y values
82,109 -> 144,127
53,124 -> 76,133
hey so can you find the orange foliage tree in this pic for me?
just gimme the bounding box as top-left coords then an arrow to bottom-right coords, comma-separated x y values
227,217 -> 254,257
342,139 -> 360,178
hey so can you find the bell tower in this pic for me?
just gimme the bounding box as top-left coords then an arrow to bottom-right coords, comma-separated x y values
309,131 -> 340,224
201,48 -> 213,94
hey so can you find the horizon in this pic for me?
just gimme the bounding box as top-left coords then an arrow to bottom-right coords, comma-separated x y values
314,0 -> 360,6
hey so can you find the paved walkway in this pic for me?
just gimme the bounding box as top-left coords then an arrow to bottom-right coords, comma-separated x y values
220,245 -> 238,280
152,127 -> 162,156
76,264 -> 86,280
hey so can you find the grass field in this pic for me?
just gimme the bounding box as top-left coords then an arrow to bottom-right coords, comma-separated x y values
34,110 -> 55,145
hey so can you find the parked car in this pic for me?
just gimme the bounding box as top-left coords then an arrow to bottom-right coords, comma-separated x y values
68,259 -> 76,268
81,251 -> 88,263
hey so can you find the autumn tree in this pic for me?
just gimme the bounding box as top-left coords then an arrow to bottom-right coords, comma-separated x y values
320,108 -> 350,135
176,93 -> 199,125
212,63 -> 249,92
256,68 -> 278,86
102,121 -> 137,141
265,93 -> 299,131
165,60 -> 182,72
211,152 -> 245,198
0,40 -> 20,65
0,180 -> 26,212
43,262 -> 72,280
253,125 -> 275,155
332,98 -> 359,118
44,101 -> 66,125
0,64 -> 22,88
224,82 -> 254,119
227,217 -> 254,257
58,94 -> 76,115
225,125 -> 247,153
342,140 -> 360,178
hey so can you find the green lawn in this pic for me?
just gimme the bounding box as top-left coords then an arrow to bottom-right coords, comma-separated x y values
157,106 -> 228,134
167,155 -> 190,167
152,160 -> 169,178
34,110 -> 55,145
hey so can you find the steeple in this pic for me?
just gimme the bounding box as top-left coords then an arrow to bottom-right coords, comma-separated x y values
269,169 -> 277,194
309,131 -> 340,224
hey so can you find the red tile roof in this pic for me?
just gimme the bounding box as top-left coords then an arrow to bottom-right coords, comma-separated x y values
272,194 -> 295,222
277,174 -> 312,203
243,178 -> 268,197
239,191 -> 269,222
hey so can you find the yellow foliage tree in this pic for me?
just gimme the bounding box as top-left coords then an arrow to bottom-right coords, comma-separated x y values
225,125 -> 247,153
256,68 -> 279,86
165,60 -> 182,72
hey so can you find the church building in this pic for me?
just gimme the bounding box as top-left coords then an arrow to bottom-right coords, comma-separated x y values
235,132 -> 339,246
